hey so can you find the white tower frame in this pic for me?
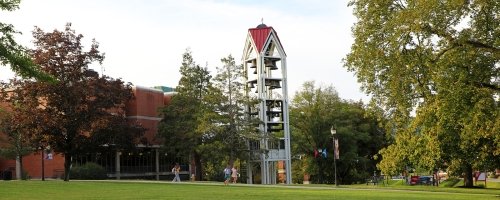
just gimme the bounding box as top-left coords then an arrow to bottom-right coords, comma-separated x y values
242,24 -> 292,184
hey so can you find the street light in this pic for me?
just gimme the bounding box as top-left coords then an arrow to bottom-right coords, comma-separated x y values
331,126 -> 337,186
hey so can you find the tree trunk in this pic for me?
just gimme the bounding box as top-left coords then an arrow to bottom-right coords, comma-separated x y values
63,154 -> 72,181
464,164 -> 473,187
316,159 -> 324,184
16,155 -> 22,180
194,152 -> 202,181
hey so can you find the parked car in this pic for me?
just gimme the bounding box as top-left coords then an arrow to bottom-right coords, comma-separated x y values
419,176 -> 433,185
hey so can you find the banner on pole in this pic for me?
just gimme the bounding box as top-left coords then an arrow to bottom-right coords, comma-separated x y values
334,139 -> 339,160
46,153 -> 53,160
475,172 -> 486,181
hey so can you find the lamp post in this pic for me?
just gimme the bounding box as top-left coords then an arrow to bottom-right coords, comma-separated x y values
331,126 -> 337,186
40,146 -> 45,181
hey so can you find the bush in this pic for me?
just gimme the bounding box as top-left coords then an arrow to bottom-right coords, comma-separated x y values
70,162 -> 107,180
21,170 -> 30,180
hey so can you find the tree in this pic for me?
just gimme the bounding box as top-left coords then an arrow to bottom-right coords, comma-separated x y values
158,49 -> 213,181
0,0 -> 53,81
345,0 -> 499,187
202,55 -> 258,179
211,55 -> 244,162
0,24 -> 140,181
289,82 -> 338,184
0,105 -> 35,180
289,81 -> 386,184
159,53 -> 260,181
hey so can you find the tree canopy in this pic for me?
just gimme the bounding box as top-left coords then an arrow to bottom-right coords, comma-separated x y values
203,55 -> 258,180
158,49 -> 213,181
345,0 -> 499,187
289,81 -> 386,184
0,24 -> 142,181
0,105 -> 35,179
159,52 -> 258,181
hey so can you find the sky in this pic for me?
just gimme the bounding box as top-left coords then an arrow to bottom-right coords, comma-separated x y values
1,0 -> 369,102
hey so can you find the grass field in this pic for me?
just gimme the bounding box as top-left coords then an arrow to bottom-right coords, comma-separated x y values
354,178 -> 500,190
0,180 -> 498,200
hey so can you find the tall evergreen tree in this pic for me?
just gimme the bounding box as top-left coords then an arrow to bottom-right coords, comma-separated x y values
159,49 -> 213,181
211,55 -> 251,162
200,55 -> 260,180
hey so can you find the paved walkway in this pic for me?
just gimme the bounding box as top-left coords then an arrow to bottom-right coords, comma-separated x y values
487,178 -> 500,182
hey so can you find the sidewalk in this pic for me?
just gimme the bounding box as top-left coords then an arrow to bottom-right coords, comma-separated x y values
486,178 -> 499,183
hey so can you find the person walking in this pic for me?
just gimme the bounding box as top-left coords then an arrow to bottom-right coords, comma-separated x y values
223,165 -> 231,185
172,163 -> 181,182
231,166 -> 238,184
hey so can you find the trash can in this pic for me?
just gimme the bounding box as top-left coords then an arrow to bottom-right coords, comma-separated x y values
2,170 -> 12,180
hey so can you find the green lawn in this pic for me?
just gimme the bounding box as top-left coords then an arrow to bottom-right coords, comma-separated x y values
0,180 -> 498,200
352,178 -> 500,189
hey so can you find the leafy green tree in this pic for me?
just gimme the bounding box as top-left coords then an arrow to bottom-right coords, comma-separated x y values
336,101 -> 387,184
159,49 -> 213,181
290,81 -> 386,184
345,0 -> 499,187
0,0 -> 52,81
1,24 -> 140,181
290,82 -> 338,184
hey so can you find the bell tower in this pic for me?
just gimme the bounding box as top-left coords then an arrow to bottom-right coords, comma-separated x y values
242,23 -> 292,184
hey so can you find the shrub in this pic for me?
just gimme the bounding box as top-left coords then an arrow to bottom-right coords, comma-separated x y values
70,162 -> 107,180
21,170 -> 30,180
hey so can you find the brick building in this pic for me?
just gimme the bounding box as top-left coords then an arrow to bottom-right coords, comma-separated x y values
0,86 -> 178,180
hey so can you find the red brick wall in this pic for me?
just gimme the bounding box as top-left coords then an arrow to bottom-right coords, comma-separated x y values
126,86 -> 165,117
0,151 -> 65,179
22,151 -> 65,179
0,158 -> 15,175
278,161 -> 285,183
164,93 -> 174,105
0,85 -> 173,179
126,86 -> 168,145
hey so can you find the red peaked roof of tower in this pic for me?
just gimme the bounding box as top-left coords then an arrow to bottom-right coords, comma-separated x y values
248,24 -> 285,55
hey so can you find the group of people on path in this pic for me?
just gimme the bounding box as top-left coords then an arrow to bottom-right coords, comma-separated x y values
171,163 -> 239,185
224,165 -> 239,185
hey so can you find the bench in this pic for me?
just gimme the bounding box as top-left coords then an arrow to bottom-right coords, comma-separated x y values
52,169 -> 65,179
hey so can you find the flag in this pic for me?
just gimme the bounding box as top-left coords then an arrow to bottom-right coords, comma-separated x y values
334,139 -> 340,159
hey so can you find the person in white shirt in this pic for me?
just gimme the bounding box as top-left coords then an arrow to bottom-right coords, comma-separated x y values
223,166 -> 231,185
